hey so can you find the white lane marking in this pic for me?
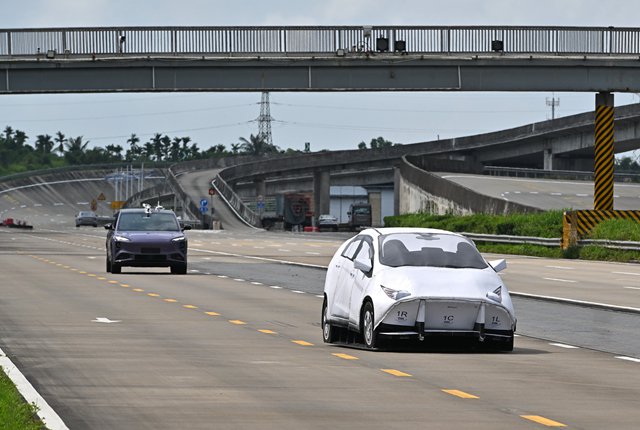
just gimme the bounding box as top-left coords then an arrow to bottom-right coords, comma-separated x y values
615,356 -> 640,363
190,269 -> 200,273
549,343 -> 579,349
87,256 -> 96,260
0,347 -> 70,430
305,252 -> 320,255
253,246 -> 265,249
513,191 -> 521,194
233,278 -> 245,282
545,265 -> 574,270
278,249 -> 291,252
269,285 -> 282,289
550,192 -> 563,196
292,290 -> 305,294
251,282 -> 263,285
33,203 -> 42,207
613,271 -> 640,276
576,193 -> 589,197
543,277 -> 577,283
624,287 -> 640,290
315,295 -> 324,298
511,291 -> 640,313
529,191 -> 539,194
217,275 -> 228,278
53,203 -> 64,206
92,317 -> 121,324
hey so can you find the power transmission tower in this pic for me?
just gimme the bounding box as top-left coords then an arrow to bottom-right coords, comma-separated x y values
257,91 -> 274,146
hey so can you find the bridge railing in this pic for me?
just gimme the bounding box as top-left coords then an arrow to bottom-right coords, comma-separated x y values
3,26 -> 640,56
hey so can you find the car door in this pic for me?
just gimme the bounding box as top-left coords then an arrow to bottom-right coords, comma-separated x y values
348,238 -> 374,328
331,237 -> 363,320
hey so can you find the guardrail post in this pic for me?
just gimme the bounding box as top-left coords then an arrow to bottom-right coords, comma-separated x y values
562,211 -> 578,250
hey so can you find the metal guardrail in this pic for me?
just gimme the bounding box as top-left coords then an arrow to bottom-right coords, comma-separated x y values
484,166 -> 640,182
3,26 -> 640,57
464,232 -> 640,251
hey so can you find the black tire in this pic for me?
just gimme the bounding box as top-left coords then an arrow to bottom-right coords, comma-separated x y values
171,263 -> 187,274
362,301 -> 377,349
106,257 -> 111,273
322,298 -> 338,343
111,262 -> 121,274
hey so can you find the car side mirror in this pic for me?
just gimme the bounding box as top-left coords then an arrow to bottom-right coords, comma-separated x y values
104,224 -> 112,230
488,259 -> 507,273
354,257 -> 372,273
182,225 -> 192,231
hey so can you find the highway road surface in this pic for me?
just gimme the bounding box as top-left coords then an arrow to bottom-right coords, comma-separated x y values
0,225 -> 638,429
437,173 -> 640,210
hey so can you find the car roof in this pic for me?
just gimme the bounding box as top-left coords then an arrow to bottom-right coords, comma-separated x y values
360,227 -> 465,238
119,208 -> 175,214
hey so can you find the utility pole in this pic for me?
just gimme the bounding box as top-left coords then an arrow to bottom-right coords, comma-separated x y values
546,94 -> 560,120
257,91 -> 274,146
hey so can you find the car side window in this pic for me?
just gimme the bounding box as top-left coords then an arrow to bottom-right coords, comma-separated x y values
354,240 -> 372,263
341,237 -> 362,260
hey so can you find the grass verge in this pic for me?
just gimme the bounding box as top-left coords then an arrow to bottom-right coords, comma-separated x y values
0,369 -> 45,430
384,211 -> 640,263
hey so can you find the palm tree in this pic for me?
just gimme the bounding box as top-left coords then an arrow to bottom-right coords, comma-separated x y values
35,134 -> 54,155
238,134 -> 279,156
64,136 -> 90,165
54,131 -> 66,156
125,133 -> 140,161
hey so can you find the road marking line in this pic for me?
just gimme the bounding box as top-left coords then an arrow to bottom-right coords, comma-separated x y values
613,271 -> 640,276
97,277 -> 106,280
205,311 -> 220,316
0,347 -> 70,430
132,288 -> 144,292
233,278 -> 245,282
543,277 -> 577,283
545,265 -> 574,270
332,353 -> 358,360
521,415 -> 566,427
108,281 -> 119,284
229,320 -> 247,325
442,389 -> 479,399
315,295 -> 324,298
270,285 -> 282,289
381,369 -> 411,377
183,305 -> 198,309
147,293 -> 160,297
251,282 -> 263,285
549,343 -> 579,349
258,329 -> 277,334
292,340 -> 313,346
292,290 -> 305,294
162,299 -> 177,303
615,356 -> 640,363
217,275 -> 228,278
278,249 -> 290,252
305,252 -> 320,255
624,287 -> 640,290
87,273 -> 97,277
120,284 -> 130,288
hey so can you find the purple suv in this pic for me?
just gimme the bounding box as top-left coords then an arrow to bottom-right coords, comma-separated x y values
105,206 -> 191,274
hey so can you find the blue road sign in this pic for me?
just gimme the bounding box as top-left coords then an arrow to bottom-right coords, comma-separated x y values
199,206 -> 208,214
200,198 -> 208,207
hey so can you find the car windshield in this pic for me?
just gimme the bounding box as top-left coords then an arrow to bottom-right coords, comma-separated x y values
117,212 -> 180,232
378,233 -> 488,269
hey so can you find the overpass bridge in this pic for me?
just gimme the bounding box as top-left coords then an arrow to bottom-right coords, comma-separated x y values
3,25 -> 640,224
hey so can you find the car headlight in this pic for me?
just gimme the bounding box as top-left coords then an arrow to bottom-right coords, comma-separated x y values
486,286 -> 502,302
381,285 -> 411,300
171,236 -> 186,242
113,235 -> 131,242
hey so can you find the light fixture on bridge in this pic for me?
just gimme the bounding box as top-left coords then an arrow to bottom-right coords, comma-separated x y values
394,40 -> 407,53
45,49 -> 56,59
491,40 -> 504,52
336,48 -> 346,57
376,37 -> 389,52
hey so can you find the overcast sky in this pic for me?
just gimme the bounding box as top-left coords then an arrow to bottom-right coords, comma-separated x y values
2,0 -> 640,158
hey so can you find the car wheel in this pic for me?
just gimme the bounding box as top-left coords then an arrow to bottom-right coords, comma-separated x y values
111,262 -> 121,274
171,263 -> 187,274
106,257 -> 111,273
362,302 -> 377,349
322,298 -> 338,343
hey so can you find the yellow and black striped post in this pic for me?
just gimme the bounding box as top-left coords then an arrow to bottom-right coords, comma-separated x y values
594,92 -> 614,211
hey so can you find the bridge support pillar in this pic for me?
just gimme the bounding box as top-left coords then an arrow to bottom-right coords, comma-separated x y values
543,148 -> 554,170
313,170 -> 330,219
594,92 -> 614,211
255,178 -> 266,201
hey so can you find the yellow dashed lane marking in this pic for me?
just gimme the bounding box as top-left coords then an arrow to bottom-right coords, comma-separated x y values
120,284 -> 130,288
442,389 -> 479,399
521,416 -> 567,427
79,271 -> 87,274
132,288 -> 144,292
108,281 -> 119,284
229,320 -> 247,325
258,329 -> 277,334
87,274 -> 96,277
164,298 -> 177,302
183,305 -> 198,309
292,340 -> 314,346
148,293 -> 160,297
205,311 -> 220,316
97,277 -> 106,280
332,353 -> 358,360
381,369 -> 412,377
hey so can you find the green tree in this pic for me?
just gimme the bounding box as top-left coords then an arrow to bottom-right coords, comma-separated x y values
54,131 -> 66,156
64,136 -> 90,165
238,134 -> 280,156
125,133 -> 141,161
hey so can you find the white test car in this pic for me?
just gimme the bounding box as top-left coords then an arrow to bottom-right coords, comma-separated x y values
322,227 -> 516,351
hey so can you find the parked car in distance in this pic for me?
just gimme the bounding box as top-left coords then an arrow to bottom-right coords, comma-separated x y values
75,211 -> 98,227
322,227 -> 515,351
105,205 -> 191,274
317,214 -> 339,231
